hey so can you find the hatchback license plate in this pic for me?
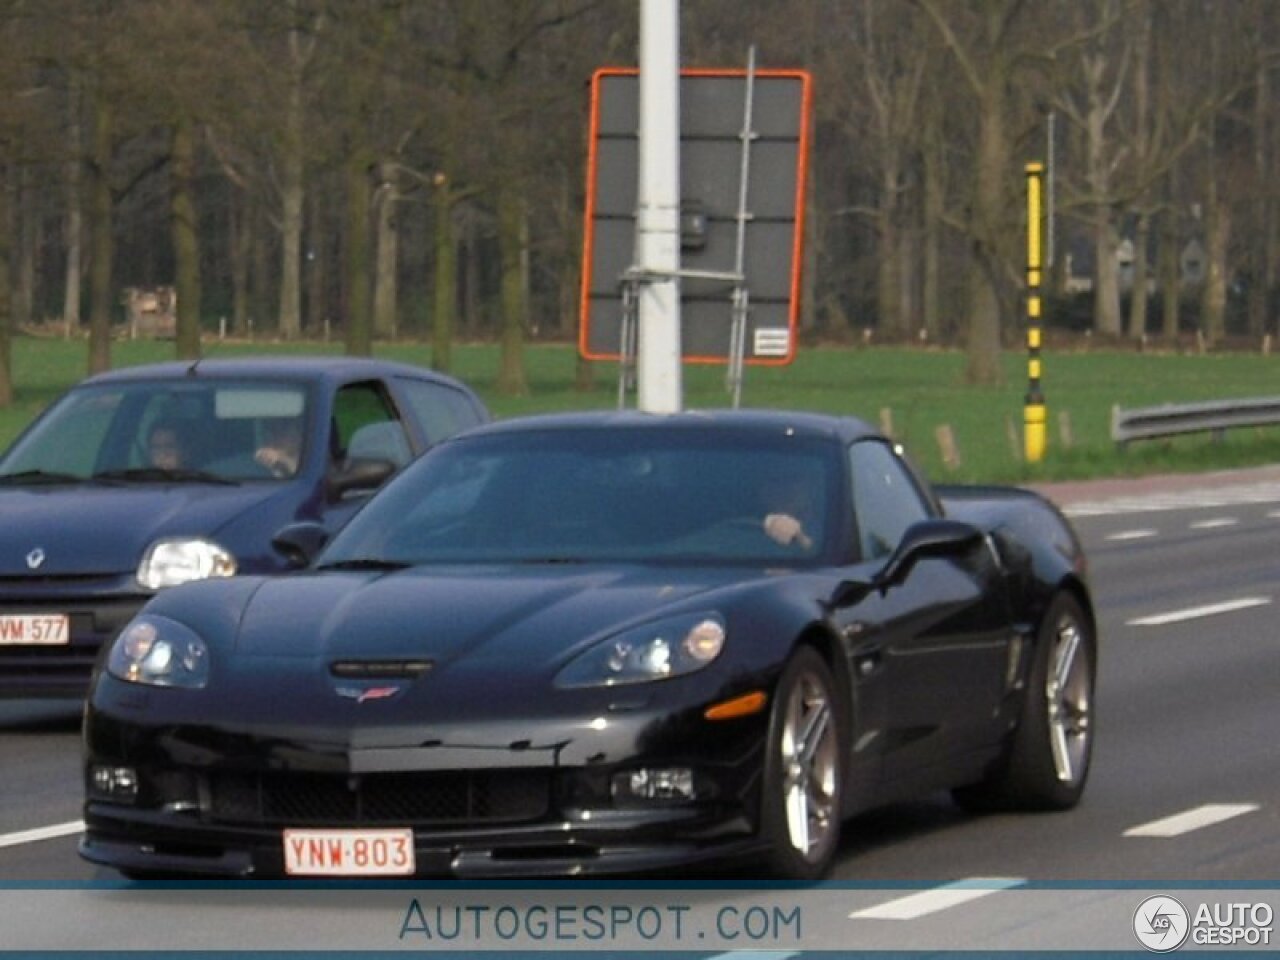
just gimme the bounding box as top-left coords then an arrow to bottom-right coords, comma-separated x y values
0,614 -> 69,645
283,828 -> 415,876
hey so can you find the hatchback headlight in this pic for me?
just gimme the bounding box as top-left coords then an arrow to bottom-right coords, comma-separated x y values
137,538 -> 236,589
555,613 -> 726,688
107,615 -> 210,689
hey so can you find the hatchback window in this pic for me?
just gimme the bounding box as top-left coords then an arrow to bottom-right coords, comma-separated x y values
0,380 -> 310,483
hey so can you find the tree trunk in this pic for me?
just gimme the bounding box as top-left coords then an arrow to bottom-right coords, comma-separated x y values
1201,199 -> 1229,344
278,73 -> 304,340
431,178 -> 455,371
964,80 -> 1007,385
922,124 -> 943,340
62,82 -> 83,337
1248,57 -> 1271,337
1159,205 -> 1179,339
1126,212 -> 1151,339
876,170 -> 902,335
344,149 -> 372,356
306,190 -> 325,335
12,169 -> 33,330
229,191 -> 248,335
87,90 -> 113,375
0,165 -> 11,406
372,166 -> 398,340
462,216 -> 481,336
277,1 -> 314,340
496,184 -> 528,395
1092,213 -> 1122,336
170,118 -> 202,359
249,201 -> 270,337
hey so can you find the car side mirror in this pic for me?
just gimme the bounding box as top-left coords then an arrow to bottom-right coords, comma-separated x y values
328,457 -> 396,500
876,519 -> 983,590
830,519 -> 982,608
272,521 -> 329,568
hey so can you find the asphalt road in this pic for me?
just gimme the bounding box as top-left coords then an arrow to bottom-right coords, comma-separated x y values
4,468 -> 1280,950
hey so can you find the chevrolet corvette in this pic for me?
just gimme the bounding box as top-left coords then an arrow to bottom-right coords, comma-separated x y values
81,410 -> 1095,880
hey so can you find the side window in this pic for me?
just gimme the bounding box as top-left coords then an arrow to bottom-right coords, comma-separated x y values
332,382 -> 412,468
849,440 -> 932,562
394,377 -> 485,446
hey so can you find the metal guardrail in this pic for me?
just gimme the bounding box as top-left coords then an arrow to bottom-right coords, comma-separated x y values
1112,396 -> 1280,447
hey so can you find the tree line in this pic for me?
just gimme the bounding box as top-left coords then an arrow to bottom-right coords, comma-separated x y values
0,0 -> 1275,406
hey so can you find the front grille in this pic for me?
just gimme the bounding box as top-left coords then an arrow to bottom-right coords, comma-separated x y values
206,770 -> 551,826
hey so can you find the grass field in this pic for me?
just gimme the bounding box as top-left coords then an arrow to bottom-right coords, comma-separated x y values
6,335 -> 1280,485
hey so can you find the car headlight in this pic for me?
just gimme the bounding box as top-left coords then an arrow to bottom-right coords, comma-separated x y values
107,615 -> 210,689
555,613 -> 726,688
137,538 -> 236,590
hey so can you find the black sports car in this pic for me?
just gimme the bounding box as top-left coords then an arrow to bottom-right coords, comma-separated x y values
81,410 -> 1095,880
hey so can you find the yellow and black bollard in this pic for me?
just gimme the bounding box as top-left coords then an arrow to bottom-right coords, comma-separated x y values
1024,162 -> 1046,464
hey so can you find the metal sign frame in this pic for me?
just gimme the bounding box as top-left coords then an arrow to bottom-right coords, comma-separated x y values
579,65 -> 813,389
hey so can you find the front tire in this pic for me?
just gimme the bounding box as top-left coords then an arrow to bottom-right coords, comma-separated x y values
955,592 -> 1095,811
760,646 -> 845,880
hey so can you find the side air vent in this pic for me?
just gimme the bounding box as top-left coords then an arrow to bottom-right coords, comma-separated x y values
329,660 -> 433,679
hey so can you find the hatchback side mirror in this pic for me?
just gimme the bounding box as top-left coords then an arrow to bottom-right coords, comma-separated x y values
271,521 -> 329,568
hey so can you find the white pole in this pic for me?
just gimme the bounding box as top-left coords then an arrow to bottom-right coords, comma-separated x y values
635,0 -> 683,413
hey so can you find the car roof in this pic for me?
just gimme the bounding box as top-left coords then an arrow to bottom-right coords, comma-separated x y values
460,408 -> 883,445
77,356 -> 471,391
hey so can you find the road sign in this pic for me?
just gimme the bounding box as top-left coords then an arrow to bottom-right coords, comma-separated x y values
580,67 -> 812,366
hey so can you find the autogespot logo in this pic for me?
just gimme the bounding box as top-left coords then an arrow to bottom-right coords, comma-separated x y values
1134,895 -> 1190,952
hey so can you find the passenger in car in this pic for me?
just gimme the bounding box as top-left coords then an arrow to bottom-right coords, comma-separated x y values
255,417 -> 304,477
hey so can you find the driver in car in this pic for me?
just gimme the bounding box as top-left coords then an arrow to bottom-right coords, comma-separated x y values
146,421 -> 187,470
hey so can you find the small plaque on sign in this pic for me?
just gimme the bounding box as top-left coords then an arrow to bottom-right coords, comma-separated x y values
753,328 -> 791,357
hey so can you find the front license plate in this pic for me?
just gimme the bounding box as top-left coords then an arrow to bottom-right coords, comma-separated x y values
283,828 -> 416,876
0,613 -> 69,646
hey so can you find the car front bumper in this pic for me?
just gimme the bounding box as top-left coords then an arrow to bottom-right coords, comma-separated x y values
81,676 -> 774,879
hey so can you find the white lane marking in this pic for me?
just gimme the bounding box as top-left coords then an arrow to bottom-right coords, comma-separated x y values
1124,804 -> 1259,838
1268,509 -> 1280,520
1189,517 -> 1239,530
0,819 -> 83,850
850,877 -> 1025,920
1061,482 -> 1280,518
708,954 -> 798,960
1127,596 -> 1271,627
1106,529 -> 1158,542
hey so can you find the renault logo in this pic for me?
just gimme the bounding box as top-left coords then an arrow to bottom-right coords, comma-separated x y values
25,548 -> 45,570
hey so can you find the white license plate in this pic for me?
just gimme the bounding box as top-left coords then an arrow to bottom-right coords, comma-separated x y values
0,613 -> 69,646
283,828 -> 415,876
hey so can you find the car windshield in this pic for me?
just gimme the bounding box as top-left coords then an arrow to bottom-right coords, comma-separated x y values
0,379 -> 310,484
319,426 -> 840,566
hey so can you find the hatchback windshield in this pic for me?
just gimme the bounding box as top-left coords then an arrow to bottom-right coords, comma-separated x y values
320,427 -> 840,565
0,380 -> 310,483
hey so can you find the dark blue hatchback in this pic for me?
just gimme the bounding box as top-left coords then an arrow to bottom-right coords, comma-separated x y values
0,356 -> 488,697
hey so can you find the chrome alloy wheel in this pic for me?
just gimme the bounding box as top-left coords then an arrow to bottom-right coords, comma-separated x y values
779,668 -> 839,857
1046,613 -> 1092,784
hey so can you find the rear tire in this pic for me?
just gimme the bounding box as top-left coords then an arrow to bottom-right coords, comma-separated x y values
954,592 -> 1095,811
760,646 -> 845,880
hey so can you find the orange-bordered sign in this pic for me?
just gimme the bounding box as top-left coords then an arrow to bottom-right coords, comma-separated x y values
579,67 -> 813,366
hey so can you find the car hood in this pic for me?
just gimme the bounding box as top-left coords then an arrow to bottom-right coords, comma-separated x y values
0,484 -> 282,576
232,564 -> 756,670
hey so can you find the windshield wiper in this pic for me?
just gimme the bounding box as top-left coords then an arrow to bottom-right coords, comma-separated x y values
315,557 -> 411,572
92,467 -> 238,486
0,469 -> 89,485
